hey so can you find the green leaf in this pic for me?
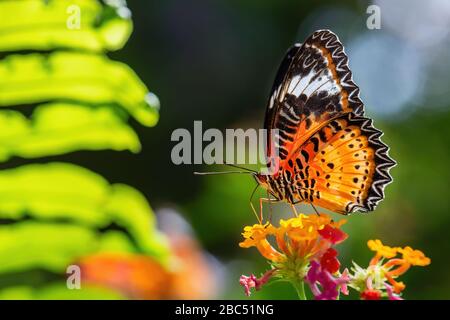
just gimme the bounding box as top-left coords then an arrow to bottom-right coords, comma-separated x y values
0,0 -> 168,298
0,0 -> 132,52
0,221 -> 148,274
0,52 -> 160,127
104,184 -> 170,259
0,163 -> 170,261
0,102 -> 140,162
0,221 -> 108,273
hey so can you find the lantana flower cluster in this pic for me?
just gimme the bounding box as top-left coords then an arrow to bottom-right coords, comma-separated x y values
350,239 -> 431,300
239,213 -> 430,300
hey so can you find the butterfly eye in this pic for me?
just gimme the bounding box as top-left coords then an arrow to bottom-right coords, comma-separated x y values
255,174 -> 267,185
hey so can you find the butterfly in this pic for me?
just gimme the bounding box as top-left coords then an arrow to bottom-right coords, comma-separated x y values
254,29 -> 396,216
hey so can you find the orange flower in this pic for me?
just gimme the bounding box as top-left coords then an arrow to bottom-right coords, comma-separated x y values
239,219 -> 431,300
279,214 -> 331,242
358,240 -> 431,295
239,214 -> 346,264
239,213 -> 349,299
239,222 -> 276,248
77,215 -> 220,300
239,213 -> 347,282
78,241 -> 218,300
399,246 -> 431,267
239,222 -> 283,262
79,253 -> 173,299
368,239 -> 398,261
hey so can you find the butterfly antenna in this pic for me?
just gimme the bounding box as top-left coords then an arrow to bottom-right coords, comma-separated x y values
194,162 -> 258,176
223,162 -> 258,173
193,171 -> 254,175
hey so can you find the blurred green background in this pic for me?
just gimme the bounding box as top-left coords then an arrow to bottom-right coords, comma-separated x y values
0,0 -> 448,299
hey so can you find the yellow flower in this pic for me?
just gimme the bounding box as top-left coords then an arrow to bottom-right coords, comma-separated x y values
239,213 -> 349,298
239,222 -> 283,262
239,213 -> 347,272
239,222 -> 276,248
279,214 -> 332,242
364,240 -> 431,295
398,246 -> 431,266
367,239 -> 398,259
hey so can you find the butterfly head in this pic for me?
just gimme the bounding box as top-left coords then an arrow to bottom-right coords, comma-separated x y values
254,173 -> 280,200
254,172 -> 268,186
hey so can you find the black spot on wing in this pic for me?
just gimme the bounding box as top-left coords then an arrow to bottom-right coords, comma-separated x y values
310,137 -> 319,152
301,149 -> 309,163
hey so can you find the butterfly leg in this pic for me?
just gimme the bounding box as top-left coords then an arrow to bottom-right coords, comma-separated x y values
249,184 -> 261,223
257,197 -> 279,223
310,203 -> 321,216
250,201 -> 260,223
249,198 -> 269,223
290,204 -> 299,217
259,197 -> 266,223
267,190 -> 274,224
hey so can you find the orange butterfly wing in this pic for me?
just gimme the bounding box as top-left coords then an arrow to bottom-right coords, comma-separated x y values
264,30 -> 363,170
288,113 -> 395,213
263,30 -> 395,213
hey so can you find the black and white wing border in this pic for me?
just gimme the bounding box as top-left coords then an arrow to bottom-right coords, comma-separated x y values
345,113 -> 397,213
309,29 -> 365,116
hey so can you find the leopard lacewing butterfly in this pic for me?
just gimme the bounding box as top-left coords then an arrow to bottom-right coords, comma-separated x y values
254,29 -> 396,215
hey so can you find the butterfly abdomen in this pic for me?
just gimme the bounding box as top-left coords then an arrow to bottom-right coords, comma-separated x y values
265,160 -> 321,205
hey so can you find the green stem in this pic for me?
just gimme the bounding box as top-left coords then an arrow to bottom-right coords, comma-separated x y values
293,280 -> 307,300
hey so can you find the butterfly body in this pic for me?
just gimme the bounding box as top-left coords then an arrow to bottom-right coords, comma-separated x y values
258,30 -> 396,215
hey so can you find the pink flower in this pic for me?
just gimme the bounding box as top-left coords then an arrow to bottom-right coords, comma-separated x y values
239,274 -> 257,296
340,268 -> 349,295
239,269 -> 276,296
385,284 -> 403,300
305,261 -> 350,300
